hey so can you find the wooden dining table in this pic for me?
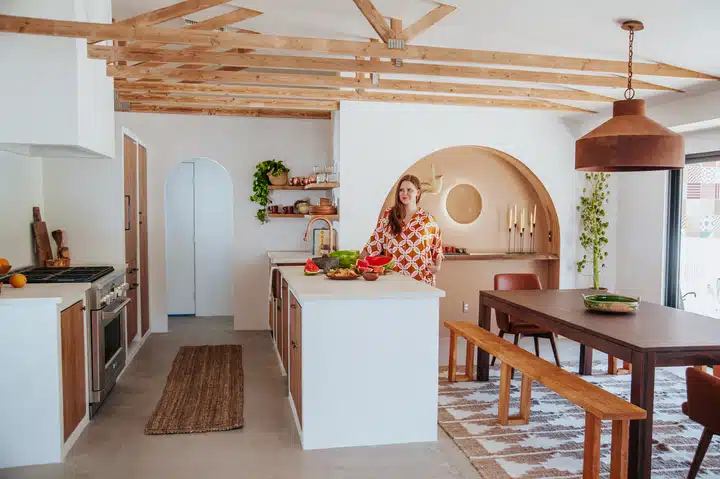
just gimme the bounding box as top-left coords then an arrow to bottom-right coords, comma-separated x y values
476,289 -> 720,479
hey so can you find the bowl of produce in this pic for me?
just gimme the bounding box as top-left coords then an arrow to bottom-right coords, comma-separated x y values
365,255 -> 395,274
312,255 -> 340,273
326,268 -> 360,280
329,250 -> 360,269
361,271 -> 379,281
582,294 -> 640,314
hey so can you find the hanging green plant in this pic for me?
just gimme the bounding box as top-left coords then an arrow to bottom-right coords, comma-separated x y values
250,159 -> 290,223
576,172 -> 610,289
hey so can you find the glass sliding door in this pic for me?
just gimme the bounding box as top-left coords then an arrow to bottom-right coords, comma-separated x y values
667,151 -> 720,314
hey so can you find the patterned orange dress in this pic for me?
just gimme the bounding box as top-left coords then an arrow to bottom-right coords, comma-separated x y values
363,208 -> 443,285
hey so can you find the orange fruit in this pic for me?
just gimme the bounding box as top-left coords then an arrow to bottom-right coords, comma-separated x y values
9,274 -> 27,288
0,258 -> 9,267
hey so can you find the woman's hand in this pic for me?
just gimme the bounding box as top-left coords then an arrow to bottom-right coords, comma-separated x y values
428,263 -> 439,274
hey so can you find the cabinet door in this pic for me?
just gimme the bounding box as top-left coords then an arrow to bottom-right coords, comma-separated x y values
289,294 -> 302,426
138,144 -> 150,337
123,135 -> 138,264
281,279 -> 289,371
127,263 -> 139,343
61,301 -> 86,441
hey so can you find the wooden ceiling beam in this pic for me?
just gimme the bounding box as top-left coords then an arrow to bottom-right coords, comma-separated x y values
114,79 -> 614,102
110,68 -> 614,102
114,82 -> 593,112
112,0 -> 232,28
399,4 -> 456,42
118,92 -> 340,110
118,103 -> 332,119
352,0 -> 394,42
1,14 -> 713,79
93,46 -> 676,90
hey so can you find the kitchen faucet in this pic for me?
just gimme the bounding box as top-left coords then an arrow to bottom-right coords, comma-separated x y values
304,217 -> 335,252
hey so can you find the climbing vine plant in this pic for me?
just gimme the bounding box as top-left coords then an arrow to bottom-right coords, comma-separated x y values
250,160 -> 289,224
576,172 -> 610,289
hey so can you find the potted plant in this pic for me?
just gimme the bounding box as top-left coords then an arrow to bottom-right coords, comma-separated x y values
250,160 -> 290,223
576,172 -> 610,290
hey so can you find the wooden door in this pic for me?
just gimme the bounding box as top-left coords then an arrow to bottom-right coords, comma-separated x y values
290,294 -> 302,426
138,145 -> 150,336
124,135 -> 139,342
281,279 -> 289,371
61,301 -> 86,441
123,135 -> 138,264
127,261 -> 139,343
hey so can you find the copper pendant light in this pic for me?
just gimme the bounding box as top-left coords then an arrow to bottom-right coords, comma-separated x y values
575,21 -> 684,172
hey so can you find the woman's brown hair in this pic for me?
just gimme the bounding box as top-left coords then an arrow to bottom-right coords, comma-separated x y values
389,175 -> 422,236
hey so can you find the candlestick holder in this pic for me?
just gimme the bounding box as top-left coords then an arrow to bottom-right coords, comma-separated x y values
519,229 -> 525,253
513,223 -> 518,253
507,228 -> 512,254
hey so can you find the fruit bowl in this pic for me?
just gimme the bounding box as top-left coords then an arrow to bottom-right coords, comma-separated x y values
0,264 -> 11,275
583,294 -> 640,314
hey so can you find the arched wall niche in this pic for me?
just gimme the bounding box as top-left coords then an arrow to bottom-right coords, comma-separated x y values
378,146 -> 560,289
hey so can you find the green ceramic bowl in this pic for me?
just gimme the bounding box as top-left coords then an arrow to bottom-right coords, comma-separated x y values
582,294 -> 640,314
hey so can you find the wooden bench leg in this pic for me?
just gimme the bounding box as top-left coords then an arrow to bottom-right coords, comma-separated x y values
464,338 -> 475,381
583,412 -> 602,479
714,365 -> 720,377
506,373 -> 533,425
694,365 -> 708,373
608,356 -> 632,375
497,362 -> 512,426
448,331 -> 457,382
610,419 -> 629,479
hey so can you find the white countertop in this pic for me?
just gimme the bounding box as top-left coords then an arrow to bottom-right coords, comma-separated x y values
278,266 -> 445,304
0,283 -> 90,311
268,251 -> 313,265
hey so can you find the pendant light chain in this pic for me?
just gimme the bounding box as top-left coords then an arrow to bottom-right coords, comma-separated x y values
625,28 -> 636,100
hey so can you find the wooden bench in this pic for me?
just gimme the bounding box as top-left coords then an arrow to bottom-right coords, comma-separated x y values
445,321 -> 647,479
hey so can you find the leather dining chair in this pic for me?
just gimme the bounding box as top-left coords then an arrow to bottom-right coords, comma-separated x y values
683,367 -> 720,479
491,274 -> 561,374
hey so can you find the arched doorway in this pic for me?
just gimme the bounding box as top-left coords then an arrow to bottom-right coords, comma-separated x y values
165,158 -> 234,318
378,145 -> 561,288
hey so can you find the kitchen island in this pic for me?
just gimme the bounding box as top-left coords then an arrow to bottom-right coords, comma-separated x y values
276,266 -> 445,450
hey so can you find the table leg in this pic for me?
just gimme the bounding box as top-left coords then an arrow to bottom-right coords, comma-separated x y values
579,344 -> 594,375
477,294 -> 491,382
629,351 -> 656,479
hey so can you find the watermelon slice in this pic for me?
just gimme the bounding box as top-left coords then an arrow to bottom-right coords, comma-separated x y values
304,259 -> 321,276
355,259 -> 372,274
366,255 -> 395,272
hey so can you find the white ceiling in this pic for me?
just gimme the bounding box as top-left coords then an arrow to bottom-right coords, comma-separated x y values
111,0 -> 720,116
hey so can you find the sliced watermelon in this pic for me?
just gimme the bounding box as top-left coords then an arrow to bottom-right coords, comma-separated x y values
304,259 -> 321,276
355,259 -> 372,274
366,255 -> 395,272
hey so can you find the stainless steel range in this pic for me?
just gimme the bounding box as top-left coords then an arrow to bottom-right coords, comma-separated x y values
86,269 -> 129,417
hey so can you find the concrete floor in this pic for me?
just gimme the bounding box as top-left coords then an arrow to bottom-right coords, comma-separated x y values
3,317 -> 480,479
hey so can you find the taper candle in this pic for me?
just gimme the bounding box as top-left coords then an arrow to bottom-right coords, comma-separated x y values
507,206 -> 512,229
514,204 -> 518,224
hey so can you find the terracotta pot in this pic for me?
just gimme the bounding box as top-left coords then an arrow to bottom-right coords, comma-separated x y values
268,171 -> 288,186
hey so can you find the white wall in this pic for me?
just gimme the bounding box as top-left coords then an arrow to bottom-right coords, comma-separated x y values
0,152 -> 44,268
336,102 -> 581,288
115,113 -> 332,332
42,157 -> 125,266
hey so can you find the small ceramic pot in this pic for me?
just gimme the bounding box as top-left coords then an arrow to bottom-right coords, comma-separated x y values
362,271 -> 379,281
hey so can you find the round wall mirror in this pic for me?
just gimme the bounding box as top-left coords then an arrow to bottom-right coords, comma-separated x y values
446,184 -> 482,224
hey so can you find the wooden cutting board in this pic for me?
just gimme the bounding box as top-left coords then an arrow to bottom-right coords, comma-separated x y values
32,206 -> 53,266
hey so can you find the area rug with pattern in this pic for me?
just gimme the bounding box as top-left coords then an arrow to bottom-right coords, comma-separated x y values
145,345 -> 244,435
438,362 -> 720,478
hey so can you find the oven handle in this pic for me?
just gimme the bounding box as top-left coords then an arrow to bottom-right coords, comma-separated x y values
101,298 -> 131,324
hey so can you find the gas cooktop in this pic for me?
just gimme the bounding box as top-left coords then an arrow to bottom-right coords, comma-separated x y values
0,266 -> 115,284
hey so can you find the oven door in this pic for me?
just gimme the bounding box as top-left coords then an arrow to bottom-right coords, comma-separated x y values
91,298 -> 129,400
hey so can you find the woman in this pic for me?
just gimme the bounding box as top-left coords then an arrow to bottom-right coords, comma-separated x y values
362,174 -> 443,285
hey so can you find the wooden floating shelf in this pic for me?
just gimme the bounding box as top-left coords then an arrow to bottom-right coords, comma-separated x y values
443,253 -> 559,262
269,183 -> 340,191
268,214 -> 340,221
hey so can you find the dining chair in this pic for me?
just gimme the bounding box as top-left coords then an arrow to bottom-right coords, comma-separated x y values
491,274 -> 561,375
683,367 -> 720,479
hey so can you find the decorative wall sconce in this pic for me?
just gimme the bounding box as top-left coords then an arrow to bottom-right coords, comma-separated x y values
421,164 -> 444,195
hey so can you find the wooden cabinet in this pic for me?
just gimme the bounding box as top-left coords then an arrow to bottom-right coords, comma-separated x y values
289,293 -> 302,426
123,135 -> 138,265
61,301 -> 86,441
138,144 -> 150,337
281,279 -> 289,372
126,267 -> 139,344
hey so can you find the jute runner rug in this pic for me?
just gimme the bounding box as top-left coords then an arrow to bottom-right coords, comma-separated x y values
145,345 -> 244,435
439,361 -> 720,478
